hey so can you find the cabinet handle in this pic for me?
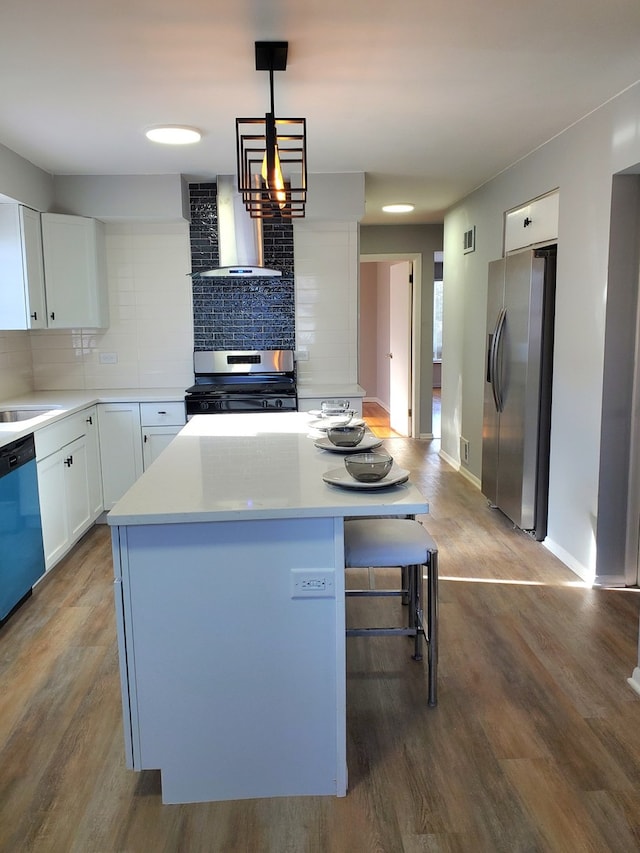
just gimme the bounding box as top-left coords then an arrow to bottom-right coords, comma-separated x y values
64,455 -> 73,467
30,311 -> 37,320
50,311 -> 55,321
143,434 -> 148,443
523,217 -> 532,228
157,411 -> 167,415
86,415 -> 93,425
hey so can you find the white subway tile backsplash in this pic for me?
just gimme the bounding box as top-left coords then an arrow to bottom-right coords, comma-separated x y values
26,221 -> 193,393
0,214 -> 359,399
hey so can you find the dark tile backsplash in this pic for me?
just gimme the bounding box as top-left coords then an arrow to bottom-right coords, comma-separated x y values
189,182 -> 295,351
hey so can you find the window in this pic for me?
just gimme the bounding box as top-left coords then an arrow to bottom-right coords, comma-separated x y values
433,278 -> 443,361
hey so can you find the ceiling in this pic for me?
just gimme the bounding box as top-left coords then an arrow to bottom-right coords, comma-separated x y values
2,0 -> 640,224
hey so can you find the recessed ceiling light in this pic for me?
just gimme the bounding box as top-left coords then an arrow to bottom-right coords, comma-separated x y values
145,126 -> 202,145
382,203 -> 415,214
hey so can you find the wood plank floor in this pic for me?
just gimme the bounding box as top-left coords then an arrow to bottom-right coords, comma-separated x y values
2,435 -> 640,852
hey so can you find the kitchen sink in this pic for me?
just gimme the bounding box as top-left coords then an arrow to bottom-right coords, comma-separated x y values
0,408 -> 59,423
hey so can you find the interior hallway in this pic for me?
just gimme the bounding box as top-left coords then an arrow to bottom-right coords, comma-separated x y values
1,431 -> 640,851
364,389 -> 441,439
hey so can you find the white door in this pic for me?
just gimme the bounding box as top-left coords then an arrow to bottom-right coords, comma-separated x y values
389,261 -> 412,436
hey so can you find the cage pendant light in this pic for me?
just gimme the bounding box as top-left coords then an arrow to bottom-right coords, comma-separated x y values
236,41 -> 307,219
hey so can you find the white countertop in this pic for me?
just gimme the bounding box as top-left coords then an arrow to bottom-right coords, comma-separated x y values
0,388 -> 185,448
108,412 -> 428,526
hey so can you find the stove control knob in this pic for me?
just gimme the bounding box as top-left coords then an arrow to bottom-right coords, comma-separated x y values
275,398 -> 283,408
200,401 -> 209,411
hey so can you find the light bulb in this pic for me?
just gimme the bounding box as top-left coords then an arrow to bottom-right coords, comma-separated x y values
261,145 -> 287,208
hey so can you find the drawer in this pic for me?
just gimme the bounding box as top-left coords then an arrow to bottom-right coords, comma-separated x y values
35,408 -> 93,459
140,401 -> 186,427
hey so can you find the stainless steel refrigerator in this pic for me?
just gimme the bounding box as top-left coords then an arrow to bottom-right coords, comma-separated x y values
481,246 -> 556,541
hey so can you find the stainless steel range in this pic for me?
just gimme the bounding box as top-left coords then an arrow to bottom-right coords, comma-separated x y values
185,350 -> 297,417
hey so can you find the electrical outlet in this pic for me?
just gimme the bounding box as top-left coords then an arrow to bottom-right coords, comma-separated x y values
290,569 -> 335,598
460,437 -> 470,464
99,352 -> 118,365
295,350 -> 309,362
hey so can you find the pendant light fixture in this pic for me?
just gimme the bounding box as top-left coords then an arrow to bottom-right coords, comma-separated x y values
236,41 -> 307,219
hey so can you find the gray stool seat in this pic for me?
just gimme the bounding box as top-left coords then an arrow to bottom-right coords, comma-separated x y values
344,518 -> 437,567
344,518 -> 438,706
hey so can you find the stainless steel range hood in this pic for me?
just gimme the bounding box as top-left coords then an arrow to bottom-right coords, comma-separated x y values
191,175 -> 282,278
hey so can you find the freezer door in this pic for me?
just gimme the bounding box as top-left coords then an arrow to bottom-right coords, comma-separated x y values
495,250 -> 546,531
481,259 -> 506,505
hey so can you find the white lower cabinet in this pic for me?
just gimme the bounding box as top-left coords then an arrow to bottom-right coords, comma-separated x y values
97,403 -> 143,510
98,400 -> 185,508
36,417 -> 94,571
83,405 -> 103,520
140,402 -> 186,469
142,427 -> 183,469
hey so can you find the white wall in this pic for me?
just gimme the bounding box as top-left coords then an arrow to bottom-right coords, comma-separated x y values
30,222 -> 193,390
294,221 -> 360,386
358,263 -> 378,397
442,79 -> 640,583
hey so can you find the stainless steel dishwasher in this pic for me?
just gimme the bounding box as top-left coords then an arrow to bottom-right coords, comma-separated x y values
0,433 -> 46,626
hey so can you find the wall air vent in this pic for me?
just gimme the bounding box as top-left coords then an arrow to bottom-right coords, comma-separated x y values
463,226 -> 476,254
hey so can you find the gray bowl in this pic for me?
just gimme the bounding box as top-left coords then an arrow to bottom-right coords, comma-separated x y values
344,451 -> 393,482
327,424 -> 366,447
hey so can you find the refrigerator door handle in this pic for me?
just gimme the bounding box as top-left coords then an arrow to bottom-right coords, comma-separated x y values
491,307 -> 507,412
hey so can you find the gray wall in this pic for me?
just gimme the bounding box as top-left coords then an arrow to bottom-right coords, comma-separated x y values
442,79 -> 640,584
360,224 -> 444,436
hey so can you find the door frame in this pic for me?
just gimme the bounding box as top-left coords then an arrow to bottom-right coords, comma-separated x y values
359,252 -> 423,439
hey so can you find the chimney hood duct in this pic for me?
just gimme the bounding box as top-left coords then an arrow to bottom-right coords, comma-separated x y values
192,175 -> 282,278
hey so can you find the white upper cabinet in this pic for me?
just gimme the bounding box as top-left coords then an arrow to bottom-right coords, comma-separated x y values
41,212 -> 109,328
0,204 -> 47,329
504,190 -> 559,253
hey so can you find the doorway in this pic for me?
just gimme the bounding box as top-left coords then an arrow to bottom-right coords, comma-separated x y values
359,254 -> 423,438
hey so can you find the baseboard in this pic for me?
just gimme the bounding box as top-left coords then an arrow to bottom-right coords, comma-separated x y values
437,447 -> 481,488
458,466 -> 481,489
542,537 -> 595,585
627,668 -> 640,696
438,447 -> 458,469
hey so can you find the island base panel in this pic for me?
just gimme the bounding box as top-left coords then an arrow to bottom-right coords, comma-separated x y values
114,518 -> 347,803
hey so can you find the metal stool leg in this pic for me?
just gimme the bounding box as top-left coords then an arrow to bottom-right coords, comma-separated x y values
427,550 -> 438,707
408,564 -> 423,662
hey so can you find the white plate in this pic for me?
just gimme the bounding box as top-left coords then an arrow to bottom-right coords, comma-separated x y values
322,464 -> 410,490
314,434 -> 383,453
308,417 -> 365,431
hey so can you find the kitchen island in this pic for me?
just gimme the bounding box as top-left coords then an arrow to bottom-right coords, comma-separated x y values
108,412 -> 428,804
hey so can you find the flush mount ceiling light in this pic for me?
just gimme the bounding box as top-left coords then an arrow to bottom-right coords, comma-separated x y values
145,126 -> 202,144
236,41 -> 307,219
382,203 -> 415,214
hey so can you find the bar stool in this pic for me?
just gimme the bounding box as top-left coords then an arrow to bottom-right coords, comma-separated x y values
344,518 -> 438,706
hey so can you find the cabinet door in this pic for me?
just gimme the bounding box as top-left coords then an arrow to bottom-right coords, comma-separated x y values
142,426 -> 182,470
0,204 -> 46,330
37,449 -> 69,570
20,206 -> 47,328
41,213 -> 109,328
504,191 -> 559,253
64,435 -> 92,542
83,406 -> 103,520
98,403 -> 143,509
